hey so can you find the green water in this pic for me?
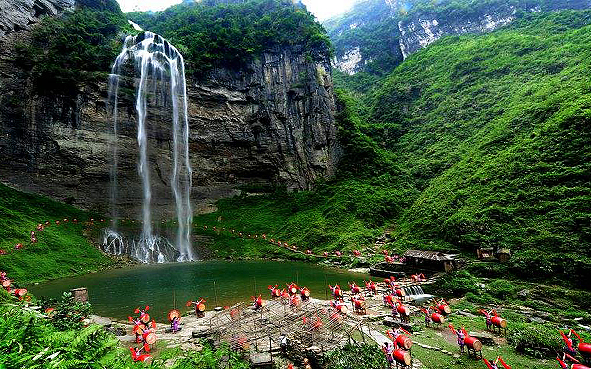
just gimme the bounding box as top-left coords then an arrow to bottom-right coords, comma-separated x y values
29,260 -> 369,321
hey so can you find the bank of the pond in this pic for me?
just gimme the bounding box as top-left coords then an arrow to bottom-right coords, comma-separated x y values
0,183 -> 118,285
28,260 -> 371,322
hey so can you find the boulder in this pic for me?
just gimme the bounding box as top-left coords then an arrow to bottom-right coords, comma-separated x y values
192,326 -> 211,338
88,315 -> 111,328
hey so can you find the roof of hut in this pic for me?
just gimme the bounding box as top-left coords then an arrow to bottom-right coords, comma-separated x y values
404,249 -> 458,261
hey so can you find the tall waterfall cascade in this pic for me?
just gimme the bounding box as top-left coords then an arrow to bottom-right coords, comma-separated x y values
106,32 -> 194,263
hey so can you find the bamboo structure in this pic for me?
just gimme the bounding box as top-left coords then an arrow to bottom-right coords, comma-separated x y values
207,298 -> 365,359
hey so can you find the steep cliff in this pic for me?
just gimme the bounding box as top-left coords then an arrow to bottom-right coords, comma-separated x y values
323,0 -> 401,76
0,0 -> 75,40
0,1 -> 340,218
325,0 -> 591,75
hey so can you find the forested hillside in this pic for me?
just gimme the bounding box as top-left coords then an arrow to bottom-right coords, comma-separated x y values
325,0 -> 591,93
367,10 -> 591,283
204,10 -> 591,286
128,0 -> 330,75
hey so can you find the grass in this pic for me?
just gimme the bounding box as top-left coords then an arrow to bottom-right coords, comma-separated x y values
193,185 -> 389,258
0,183 -> 112,285
375,294 -> 591,369
427,270 -> 591,323
410,322 -> 556,369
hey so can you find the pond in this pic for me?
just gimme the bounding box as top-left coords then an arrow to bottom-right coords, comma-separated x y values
29,260 -> 370,321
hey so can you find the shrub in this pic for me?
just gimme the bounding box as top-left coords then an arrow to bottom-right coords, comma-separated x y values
486,279 -> 519,300
0,303 -> 124,368
20,7 -> 128,94
40,292 -> 91,331
466,262 -> 510,278
436,270 -> 480,296
323,343 -> 386,369
167,342 -> 249,369
507,322 -> 562,358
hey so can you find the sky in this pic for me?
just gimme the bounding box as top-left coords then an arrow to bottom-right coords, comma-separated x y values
116,0 -> 355,21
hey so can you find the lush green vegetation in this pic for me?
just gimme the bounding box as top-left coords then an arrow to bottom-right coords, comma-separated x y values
408,314 -> 558,369
325,0 -> 591,93
14,1 -> 127,94
200,10 -> 591,287
324,284 -> 591,369
388,281 -> 591,368
421,271 -> 591,365
368,10 -> 591,285
40,292 -> 92,331
0,289 -> 249,368
430,269 -> 591,319
0,183 -> 112,284
0,290 -> 125,369
128,0 -> 331,76
323,343 -> 385,369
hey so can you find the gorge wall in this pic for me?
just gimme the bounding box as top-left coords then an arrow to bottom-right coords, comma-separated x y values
0,0 -> 340,218
326,0 -> 591,75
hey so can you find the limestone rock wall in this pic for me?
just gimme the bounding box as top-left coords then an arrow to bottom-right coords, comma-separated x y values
397,0 -> 591,58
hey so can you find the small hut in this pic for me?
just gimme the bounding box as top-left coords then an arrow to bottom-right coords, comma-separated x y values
404,250 -> 458,272
496,249 -> 511,263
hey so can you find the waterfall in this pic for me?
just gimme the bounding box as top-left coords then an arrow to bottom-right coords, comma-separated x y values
404,285 -> 424,296
403,284 -> 432,304
107,32 -> 194,263
404,286 -> 425,296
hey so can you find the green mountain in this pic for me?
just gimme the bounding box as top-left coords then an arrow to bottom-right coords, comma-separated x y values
127,0 -> 328,76
369,10 -> 591,284
3,0 -> 591,287
324,0 -> 591,93
207,9 -> 591,287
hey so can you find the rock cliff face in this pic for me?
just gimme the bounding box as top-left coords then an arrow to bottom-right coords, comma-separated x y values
326,0 -> 591,75
397,5 -> 517,58
0,0 -> 75,39
397,0 -> 591,58
0,2 -> 340,218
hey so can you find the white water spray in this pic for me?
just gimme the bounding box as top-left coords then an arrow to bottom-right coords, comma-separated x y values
107,32 -> 194,262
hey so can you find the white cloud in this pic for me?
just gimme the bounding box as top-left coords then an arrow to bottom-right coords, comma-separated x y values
117,0 -> 182,12
116,0 -> 355,19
